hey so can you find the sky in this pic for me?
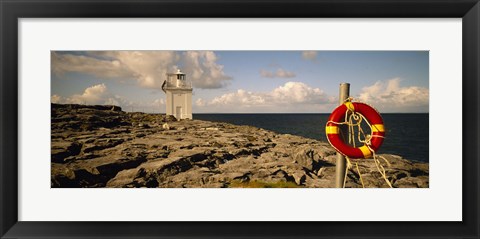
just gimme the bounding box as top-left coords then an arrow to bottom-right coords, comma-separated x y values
51,51 -> 429,113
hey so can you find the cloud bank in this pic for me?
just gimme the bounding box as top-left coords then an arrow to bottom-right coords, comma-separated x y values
194,79 -> 428,113
196,81 -> 335,113
51,83 -> 126,106
51,84 -> 165,112
357,78 -> 429,112
52,51 -> 231,90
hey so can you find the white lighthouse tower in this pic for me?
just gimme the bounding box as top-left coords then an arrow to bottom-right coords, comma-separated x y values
161,69 -> 193,120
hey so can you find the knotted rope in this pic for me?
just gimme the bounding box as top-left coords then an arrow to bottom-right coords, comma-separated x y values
328,98 -> 393,188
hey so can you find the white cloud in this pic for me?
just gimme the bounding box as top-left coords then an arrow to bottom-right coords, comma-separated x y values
51,83 -> 130,106
51,94 -> 63,103
357,78 -> 429,112
52,84 -> 169,113
182,51 -> 231,89
151,98 -> 166,107
195,98 -> 206,107
199,82 -> 335,113
52,51 -> 231,90
210,89 -> 267,106
110,51 -> 178,89
260,68 -> 296,78
302,51 -> 317,61
271,82 -> 331,104
72,83 -> 109,104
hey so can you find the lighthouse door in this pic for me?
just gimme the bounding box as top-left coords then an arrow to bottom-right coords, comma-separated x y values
175,106 -> 182,120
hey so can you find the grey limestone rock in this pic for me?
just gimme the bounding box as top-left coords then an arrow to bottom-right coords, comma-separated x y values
51,103 -> 429,188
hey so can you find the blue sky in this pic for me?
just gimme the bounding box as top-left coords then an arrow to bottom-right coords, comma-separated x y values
51,51 -> 429,113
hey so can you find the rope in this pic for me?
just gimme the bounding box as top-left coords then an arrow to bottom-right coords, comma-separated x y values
330,98 -> 392,188
342,156 -> 366,188
372,153 -> 393,188
343,157 -> 350,188
355,162 -> 365,188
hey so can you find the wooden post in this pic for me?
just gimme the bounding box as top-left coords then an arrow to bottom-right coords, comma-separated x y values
335,83 -> 350,188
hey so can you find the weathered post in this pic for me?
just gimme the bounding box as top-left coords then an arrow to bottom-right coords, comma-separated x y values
335,83 -> 350,188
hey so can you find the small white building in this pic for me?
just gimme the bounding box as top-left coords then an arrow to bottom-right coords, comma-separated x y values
161,69 -> 193,120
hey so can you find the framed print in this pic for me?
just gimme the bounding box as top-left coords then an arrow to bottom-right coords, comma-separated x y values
1,0 -> 479,238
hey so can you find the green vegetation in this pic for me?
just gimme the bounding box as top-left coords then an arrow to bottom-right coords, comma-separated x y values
228,180 -> 301,188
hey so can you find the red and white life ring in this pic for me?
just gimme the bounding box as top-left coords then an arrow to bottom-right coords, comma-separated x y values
325,101 -> 385,159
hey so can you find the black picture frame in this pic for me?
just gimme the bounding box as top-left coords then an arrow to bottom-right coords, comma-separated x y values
1,0 -> 479,238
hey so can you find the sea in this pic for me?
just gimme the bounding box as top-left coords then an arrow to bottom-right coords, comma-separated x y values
193,113 -> 429,163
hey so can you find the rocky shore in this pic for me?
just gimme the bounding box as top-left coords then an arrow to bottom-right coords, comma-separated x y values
51,104 -> 429,188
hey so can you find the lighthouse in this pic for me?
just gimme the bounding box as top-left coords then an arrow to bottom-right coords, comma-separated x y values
161,69 -> 193,120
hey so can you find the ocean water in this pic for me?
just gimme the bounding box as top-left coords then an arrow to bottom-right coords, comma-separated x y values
193,113 -> 429,163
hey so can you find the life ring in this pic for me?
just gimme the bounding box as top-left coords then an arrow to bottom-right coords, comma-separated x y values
325,101 -> 385,159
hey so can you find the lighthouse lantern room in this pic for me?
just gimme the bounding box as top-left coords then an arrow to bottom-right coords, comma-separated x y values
161,69 -> 193,120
